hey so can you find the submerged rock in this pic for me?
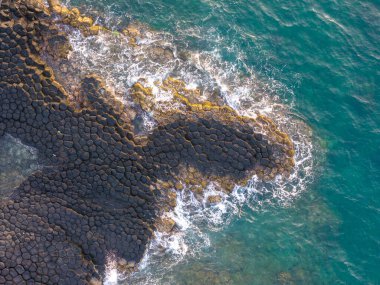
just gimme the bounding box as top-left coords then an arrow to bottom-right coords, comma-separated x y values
207,195 -> 222,204
156,216 -> 176,233
147,46 -> 175,63
277,271 -> 295,285
178,263 -> 233,285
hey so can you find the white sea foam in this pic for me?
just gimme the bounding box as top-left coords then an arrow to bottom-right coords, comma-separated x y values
103,253 -> 128,285
125,119 -> 313,284
57,6 -> 315,284
104,256 -> 119,285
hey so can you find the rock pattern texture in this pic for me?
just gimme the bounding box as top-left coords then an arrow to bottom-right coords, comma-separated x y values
0,0 -> 295,284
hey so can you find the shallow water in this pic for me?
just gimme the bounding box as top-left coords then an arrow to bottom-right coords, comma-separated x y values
63,0 -> 379,284
0,134 -> 40,197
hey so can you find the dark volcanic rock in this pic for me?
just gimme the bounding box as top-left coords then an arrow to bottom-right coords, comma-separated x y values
0,0 -> 294,284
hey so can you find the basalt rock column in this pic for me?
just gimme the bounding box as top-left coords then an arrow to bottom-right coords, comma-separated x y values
0,0 -> 295,284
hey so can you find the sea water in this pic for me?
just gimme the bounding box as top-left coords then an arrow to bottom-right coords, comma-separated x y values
63,0 -> 379,284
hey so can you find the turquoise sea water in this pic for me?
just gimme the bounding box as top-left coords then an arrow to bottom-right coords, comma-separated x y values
67,0 -> 379,284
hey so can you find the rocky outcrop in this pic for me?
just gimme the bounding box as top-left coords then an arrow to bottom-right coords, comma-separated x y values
47,0 -> 103,36
0,0 -> 295,284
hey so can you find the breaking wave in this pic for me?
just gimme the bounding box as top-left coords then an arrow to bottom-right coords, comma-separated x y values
59,3 -> 315,284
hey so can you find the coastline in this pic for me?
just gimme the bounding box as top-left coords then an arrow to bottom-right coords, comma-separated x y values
0,0 -> 296,283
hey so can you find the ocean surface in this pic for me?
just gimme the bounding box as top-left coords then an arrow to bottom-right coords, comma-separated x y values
62,0 -> 380,284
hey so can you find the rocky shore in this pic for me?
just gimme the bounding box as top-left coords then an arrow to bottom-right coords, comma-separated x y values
0,0 -> 295,284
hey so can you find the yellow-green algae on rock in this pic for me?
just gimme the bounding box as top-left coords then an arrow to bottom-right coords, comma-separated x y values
0,0 -> 295,283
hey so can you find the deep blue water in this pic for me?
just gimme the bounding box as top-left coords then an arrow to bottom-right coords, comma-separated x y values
68,0 -> 380,284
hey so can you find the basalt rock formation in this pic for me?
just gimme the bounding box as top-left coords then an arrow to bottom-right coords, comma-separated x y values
0,0 -> 294,284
